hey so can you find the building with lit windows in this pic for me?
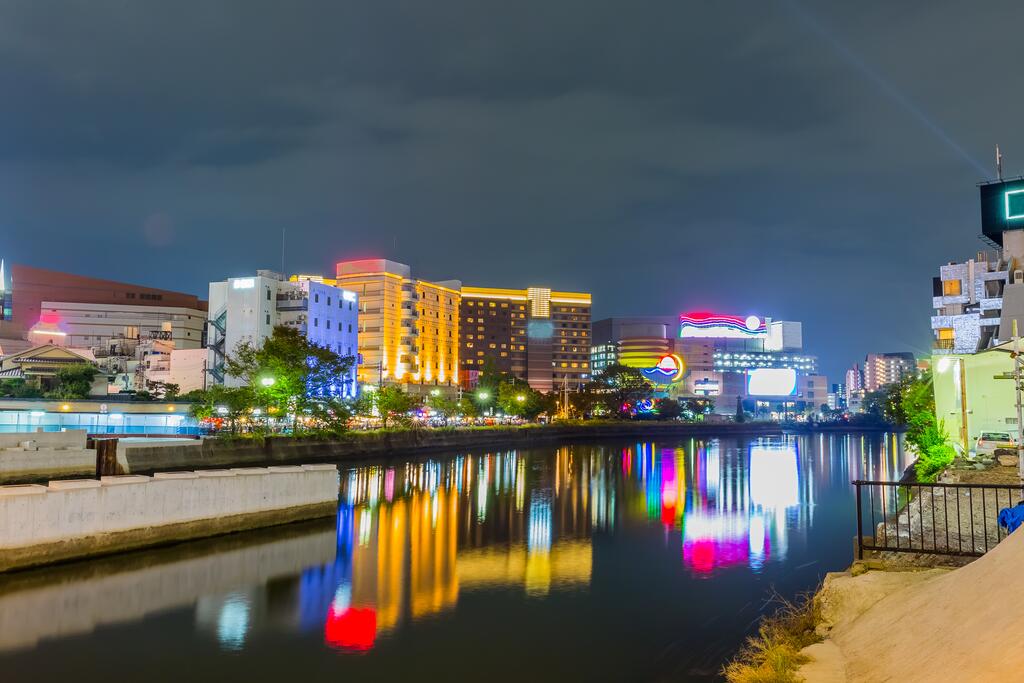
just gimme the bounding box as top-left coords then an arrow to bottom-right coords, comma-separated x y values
333,259 -> 460,395
207,270 -> 358,395
593,313 -> 826,418
862,352 -> 916,391
459,286 -> 591,392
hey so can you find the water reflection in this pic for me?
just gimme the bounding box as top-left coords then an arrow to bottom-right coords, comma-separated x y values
0,432 -> 905,682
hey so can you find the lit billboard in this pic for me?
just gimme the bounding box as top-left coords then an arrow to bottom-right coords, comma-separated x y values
746,368 -> 797,396
680,312 -> 767,339
640,353 -> 685,385
980,179 -> 1024,246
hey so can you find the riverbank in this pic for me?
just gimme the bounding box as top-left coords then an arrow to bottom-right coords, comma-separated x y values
118,421 -> 788,475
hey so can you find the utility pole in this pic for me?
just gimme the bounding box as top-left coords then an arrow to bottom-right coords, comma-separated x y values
1015,320 -> 1024,479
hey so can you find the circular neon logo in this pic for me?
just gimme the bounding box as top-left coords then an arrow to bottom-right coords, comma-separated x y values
745,315 -> 761,331
644,353 -> 685,383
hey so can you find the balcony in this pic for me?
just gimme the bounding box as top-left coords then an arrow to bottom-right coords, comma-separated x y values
276,295 -> 308,312
932,338 -> 955,352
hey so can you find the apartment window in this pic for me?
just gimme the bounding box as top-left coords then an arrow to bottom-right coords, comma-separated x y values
943,280 -> 961,296
938,328 -> 954,340
315,293 -> 320,303
265,314 -> 271,325
314,318 -> 319,328
326,320 -> 331,330
348,324 -> 352,333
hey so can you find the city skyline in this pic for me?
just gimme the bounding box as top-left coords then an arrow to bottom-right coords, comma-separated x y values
3,2 -> 1021,380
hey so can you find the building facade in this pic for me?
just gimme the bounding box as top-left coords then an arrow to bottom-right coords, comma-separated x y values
31,301 -> 206,351
862,352 -> 916,392
459,286 -> 592,392
333,259 -> 460,394
207,270 -> 358,396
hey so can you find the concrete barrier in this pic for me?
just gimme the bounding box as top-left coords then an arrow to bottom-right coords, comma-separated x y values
0,430 -> 95,482
0,464 -> 339,572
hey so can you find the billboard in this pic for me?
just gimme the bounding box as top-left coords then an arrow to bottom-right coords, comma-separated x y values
747,368 -> 797,396
980,179 -> 1024,246
680,312 -> 767,339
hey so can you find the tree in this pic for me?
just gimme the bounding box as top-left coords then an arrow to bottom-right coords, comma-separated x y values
0,378 -> 43,399
373,386 -> 420,428
427,393 -> 460,426
588,364 -> 653,419
456,396 -> 480,420
682,397 -> 714,420
45,364 -> 98,399
148,381 -> 180,400
657,398 -> 682,420
225,326 -> 356,434
496,382 -> 553,421
188,384 -> 255,434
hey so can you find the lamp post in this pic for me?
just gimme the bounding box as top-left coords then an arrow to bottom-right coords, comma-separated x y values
260,376 -> 275,432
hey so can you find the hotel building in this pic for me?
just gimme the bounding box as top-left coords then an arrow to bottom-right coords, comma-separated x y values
207,270 -> 358,395
333,259 -> 460,394
459,286 -> 592,392
862,352 -> 916,392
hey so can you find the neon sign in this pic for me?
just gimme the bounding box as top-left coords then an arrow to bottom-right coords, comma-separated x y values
679,312 -> 767,339
1007,189 -> 1024,220
640,353 -> 686,384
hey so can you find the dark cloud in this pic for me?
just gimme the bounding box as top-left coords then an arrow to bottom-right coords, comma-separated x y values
0,0 -> 1020,379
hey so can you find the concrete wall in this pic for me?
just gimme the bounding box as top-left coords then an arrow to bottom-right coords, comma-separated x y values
0,430 -> 94,482
0,464 -> 339,572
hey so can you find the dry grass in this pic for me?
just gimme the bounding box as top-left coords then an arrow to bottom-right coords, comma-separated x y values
721,589 -> 822,683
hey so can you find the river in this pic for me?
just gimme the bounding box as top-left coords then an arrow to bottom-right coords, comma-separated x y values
0,432 -> 905,682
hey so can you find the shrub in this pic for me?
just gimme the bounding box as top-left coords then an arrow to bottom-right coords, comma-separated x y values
916,443 -> 956,482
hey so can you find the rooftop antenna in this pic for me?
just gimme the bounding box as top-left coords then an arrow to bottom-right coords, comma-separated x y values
281,227 -> 286,277
997,144 -> 1004,180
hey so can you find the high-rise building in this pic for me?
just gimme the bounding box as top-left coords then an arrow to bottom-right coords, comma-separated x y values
459,286 -> 592,392
862,352 -> 916,392
334,259 -> 460,394
207,270 -> 358,395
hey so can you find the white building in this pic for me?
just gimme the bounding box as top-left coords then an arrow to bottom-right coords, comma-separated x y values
207,271 -> 359,396
31,301 -> 206,351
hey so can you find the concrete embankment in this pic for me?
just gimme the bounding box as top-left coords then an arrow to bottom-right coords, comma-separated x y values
119,422 -> 784,474
0,430 -> 95,481
798,526 -> 1024,681
0,464 -> 339,573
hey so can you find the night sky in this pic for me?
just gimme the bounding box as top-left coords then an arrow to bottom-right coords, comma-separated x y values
1,1 -> 1020,380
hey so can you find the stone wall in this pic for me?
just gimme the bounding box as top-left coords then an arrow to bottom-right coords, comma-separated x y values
0,464 -> 339,572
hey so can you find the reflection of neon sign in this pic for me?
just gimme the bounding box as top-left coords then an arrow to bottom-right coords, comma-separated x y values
679,312 -> 767,339
325,606 -> 376,650
640,353 -> 686,384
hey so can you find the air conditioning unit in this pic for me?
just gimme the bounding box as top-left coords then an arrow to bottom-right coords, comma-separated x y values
1014,270 -> 1023,284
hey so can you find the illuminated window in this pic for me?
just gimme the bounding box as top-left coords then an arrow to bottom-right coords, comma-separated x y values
938,328 -> 954,340
943,280 -> 961,296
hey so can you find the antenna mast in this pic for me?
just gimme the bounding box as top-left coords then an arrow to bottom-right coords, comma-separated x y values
997,145 -> 1004,180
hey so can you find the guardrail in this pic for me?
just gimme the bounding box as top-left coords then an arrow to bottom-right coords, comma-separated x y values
854,480 -> 1024,558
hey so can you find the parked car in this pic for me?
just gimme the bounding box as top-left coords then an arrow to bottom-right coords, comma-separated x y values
975,431 -> 1017,457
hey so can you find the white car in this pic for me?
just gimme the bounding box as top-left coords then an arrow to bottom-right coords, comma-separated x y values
975,431 -> 1017,457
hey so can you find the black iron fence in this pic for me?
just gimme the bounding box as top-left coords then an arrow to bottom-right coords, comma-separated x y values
853,480 -> 1024,559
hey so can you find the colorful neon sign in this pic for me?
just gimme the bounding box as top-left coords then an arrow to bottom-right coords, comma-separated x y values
679,312 -> 767,339
640,353 -> 686,384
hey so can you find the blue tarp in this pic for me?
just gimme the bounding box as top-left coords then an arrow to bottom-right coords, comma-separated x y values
998,505 -> 1024,533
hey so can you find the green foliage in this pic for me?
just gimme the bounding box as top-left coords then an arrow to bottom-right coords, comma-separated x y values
657,398 -> 682,420
372,386 -> 420,428
188,384 -> 254,433
225,325 -> 356,434
916,443 -> 956,482
427,393 -> 460,426
456,396 -> 480,419
496,382 -> 553,420
0,378 -> 43,398
44,364 -> 98,399
586,363 -> 653,419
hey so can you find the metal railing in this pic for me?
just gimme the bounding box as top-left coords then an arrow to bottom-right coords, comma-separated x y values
854,480 -> 1024,559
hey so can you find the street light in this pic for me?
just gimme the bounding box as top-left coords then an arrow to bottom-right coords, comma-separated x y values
260,377 -> 275,387
516,394 -> 526,402
477,391 -> 490,400
430,388 -> 441,397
